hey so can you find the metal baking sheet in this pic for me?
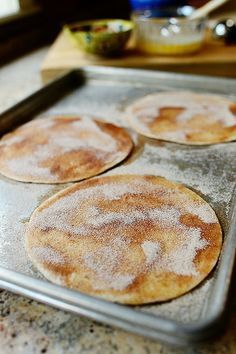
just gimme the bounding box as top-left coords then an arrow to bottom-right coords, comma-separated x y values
0,67 -> 236,346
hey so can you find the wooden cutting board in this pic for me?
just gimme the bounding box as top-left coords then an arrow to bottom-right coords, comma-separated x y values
41,30 -> 236,83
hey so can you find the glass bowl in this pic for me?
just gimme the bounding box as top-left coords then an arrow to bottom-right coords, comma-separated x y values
132,6 -> 207,55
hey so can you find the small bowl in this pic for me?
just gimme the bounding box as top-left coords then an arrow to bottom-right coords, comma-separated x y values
64,19 -> 134,56
132,6 -> 207,55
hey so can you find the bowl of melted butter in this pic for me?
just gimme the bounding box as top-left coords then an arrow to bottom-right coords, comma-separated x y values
132,6 -> 207,55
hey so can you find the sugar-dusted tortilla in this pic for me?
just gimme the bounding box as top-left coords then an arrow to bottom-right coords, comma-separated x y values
26,175 -> 222,304
125,91 -> 236,145
0,116 -> 133,183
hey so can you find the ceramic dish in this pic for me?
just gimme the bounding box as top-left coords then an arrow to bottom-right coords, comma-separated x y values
64,19 -> 134,56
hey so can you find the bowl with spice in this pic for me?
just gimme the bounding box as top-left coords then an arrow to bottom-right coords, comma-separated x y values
64,19 -> 134,56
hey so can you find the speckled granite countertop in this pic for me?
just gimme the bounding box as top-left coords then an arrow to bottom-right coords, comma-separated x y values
0,49 -> 236,354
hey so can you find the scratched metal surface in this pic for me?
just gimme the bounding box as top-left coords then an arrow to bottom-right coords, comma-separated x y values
0,67 -> 236,333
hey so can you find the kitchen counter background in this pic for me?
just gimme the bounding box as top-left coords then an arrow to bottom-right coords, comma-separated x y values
0,48 -> 235,354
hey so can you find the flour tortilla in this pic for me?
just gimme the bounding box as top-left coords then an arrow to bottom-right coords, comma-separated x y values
125,91 -> 236,145
26,175 -> 222,304
0,116 -> 133,183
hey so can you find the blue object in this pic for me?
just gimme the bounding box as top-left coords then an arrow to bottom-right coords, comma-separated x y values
129,0 -> 187,11
134,5 -> 193,18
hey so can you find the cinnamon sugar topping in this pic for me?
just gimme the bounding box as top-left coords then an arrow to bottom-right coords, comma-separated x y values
29,176 -> 216,291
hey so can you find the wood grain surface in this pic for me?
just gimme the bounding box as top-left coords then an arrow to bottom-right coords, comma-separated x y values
41,30 -> 236,82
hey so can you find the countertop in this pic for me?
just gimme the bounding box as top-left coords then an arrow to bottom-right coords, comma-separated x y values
0,48 -> 236,354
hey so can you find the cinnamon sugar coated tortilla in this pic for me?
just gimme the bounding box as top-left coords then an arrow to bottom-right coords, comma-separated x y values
125,91 -> 236,145
26,175 -> 222,304
0,116 -> 133,183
